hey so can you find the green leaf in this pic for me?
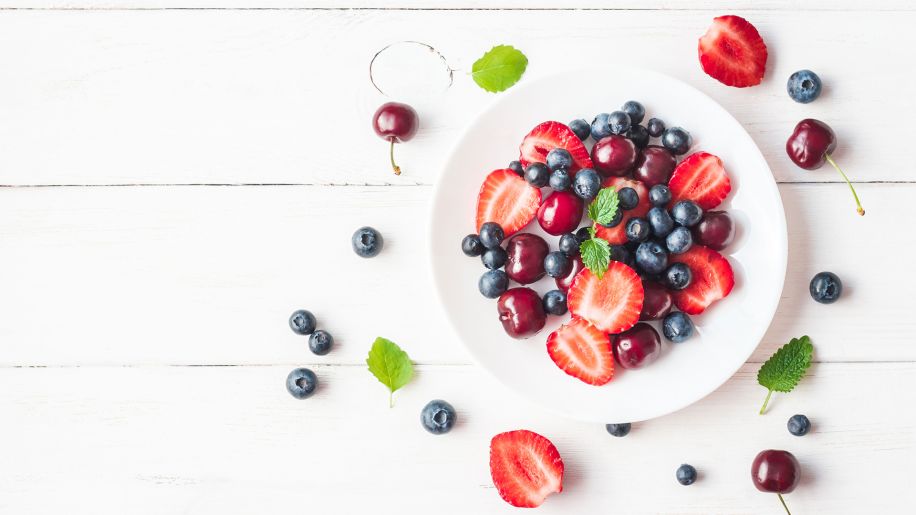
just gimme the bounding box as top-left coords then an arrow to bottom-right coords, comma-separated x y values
580,236 -> 611,279
587,187 -> 620,226
757,336 -> 814,414
471,45 -> 528,93
366,337 -> 414,407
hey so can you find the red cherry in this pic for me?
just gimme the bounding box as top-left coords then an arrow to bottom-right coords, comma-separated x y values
372,102 -> 419,175
786,119 -> 863,216
693,211 -> 735,251
612,323 -> 661,369
591,135 -> 637,177
496,287 -> 547,339
554,255 -> 584,292
639,281 -> 673,320
504,233 -> 549,285
537,191 -> 584,236
751,449 -> 801,514
633,145 -> 677,187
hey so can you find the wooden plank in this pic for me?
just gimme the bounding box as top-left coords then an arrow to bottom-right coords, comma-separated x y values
0,183 -> 909,366
0,362 -> 911,514
0,9 -> 912,185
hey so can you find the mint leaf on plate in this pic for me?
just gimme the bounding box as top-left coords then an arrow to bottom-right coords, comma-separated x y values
367,337 -> 414,407
580,235 -> 611,279
471,45 -> 528,93
587,187 -> 620,226
757,335 -> 814,414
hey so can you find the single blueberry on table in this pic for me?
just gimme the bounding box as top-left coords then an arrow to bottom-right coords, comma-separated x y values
621,100 -> 646,125
605,423 -> 631,437
568,118 -> 591,140
544,251 -> 571,278
676,464 -> 697,485
590,113 -> 613,140
635,241 -> 668,275
507,160 -> 524,176
810,271 -> 842,304
618,187 -> 640,211
461,234 -> 485,257
573,168 -> 602,200
625,124 -> 650,149
787,69 -> 822,104
546,148 -> 573,171
661,127 -> 692,155
625,217 -> 651,243
607,110 -> 632,135
289,309 -> 316,335
542,289 -> 568,316
308,330 -> 334,355
549,169 -> 571,191
787,414 -> 811,436
664,263 -> 692,290
478,222 -> 505,249
559,233 -> 580,257
663,311 -> 695,343
421,399 -> 457,435
479,269 -> 509,299
671,200 -> 703,227
524,162 -> 550,188
647,206 -> 675,238
648,184 -> 671,206
286,368 -> 318,399
646,117 -> 665,138
665,226 -> 693,255
481,247 -> 508,270
352,226 -> 384,258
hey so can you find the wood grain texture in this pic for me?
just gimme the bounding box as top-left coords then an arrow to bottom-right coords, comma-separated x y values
0,9 -> 913,185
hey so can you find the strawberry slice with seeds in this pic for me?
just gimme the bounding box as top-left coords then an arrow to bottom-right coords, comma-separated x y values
490,429 -> 564,508
519,121 -> 593,172
698,15 -> 768,88
593,176 -> 650,245
568,262 -> 644,334
669,245 -> 735,314
476,169 -> 542,235
668,151 -> 732,209
547,317 -> 614,385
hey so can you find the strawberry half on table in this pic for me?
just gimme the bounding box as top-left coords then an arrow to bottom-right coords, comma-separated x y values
490,430 -> 564,508
476,168 -> 542,235
698,14 -> 768,88
519,121 -> 593,172
668,151 -> 732,209
668,245 -> 735,314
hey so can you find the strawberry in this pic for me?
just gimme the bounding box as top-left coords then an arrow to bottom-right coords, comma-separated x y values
668,151 -> 732,209
568,262 -> 644,334
476,169 -> 542,235
519,121 -> 593,172
547,317 -> 614,385
669,245 -> 735,314
489,429 -> 564,508
593,176 -> 650,245
698,15 -> 768,88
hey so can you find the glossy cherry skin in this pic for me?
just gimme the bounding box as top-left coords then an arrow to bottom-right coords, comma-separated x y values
372,102 -> 419,142
591,135 -> 637,177
786,119 -> 835,170
751,450 -> 801,493
633,146 -> 677,187
693,211 -> 735,251
554,255 -> 584,292
537,191 -> 584,236
613,323 -> 662,369
497,287 -> 547,339
639,281 -> 673,320
504,233 -> 549,284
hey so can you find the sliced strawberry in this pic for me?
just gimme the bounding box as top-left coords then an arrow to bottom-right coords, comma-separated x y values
490,430 -> 564,508
519,121 -> 593,172
669,245 -> 735,314
698,15 -> 768,88
476,169 -> 542,235
547,317 -> 614,385
593,176 -> 650,245
668,151 -> 732,209
568,262 -> 643,334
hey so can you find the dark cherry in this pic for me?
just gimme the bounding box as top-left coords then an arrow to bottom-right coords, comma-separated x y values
554,255 -> 584,292
591,135 -> 637,177
633,146 -> 677,187
612,323 -> 662,369
372,102 -> 419,176
787,119 -> 864,216
693,211 -> 735,251
496,287 -> 547,339
751,450 -> 801,515
537,190 -> 584,236
639,281 -> 673,320
504,233 -> 549,284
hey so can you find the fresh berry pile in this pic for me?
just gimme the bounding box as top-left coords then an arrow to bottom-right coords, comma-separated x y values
462,101 -> 739,385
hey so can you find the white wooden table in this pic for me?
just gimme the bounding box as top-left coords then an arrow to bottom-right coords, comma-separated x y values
1,2 -> 913,513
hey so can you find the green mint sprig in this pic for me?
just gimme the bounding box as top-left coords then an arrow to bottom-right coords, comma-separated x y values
471,45 -> 528,93
587,187 -> 620,226
366,337 -> 414,408
757,336 -> 814,414
578,188 -> 621,278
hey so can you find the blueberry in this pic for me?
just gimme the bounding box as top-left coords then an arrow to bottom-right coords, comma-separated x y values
599,208 -> 624,228
809,271 -> 842,304
546,148 -> 573,171
573,168 -> 602,200
478,222 -> 505,249
575,226 -> 592,244
625,217 -> 650,243
605,423 -> 631,437
618,187 -> 640,211
635,241 -> 668,275
625,124 -> 650,149
508,160 -> 524,176
549,169 -> 571,191
648,184 -> 672,206
787,414 -> 811,436
665,226 -> 693,255
663,311 -> 694,343
481,247 -> 507,270
787,70 -> 822,104
671,200 -> 703,227
610,245 -> 632,266
421,399 -> 457,435
461,234 -> 485,257
542,289 -> 568,316
544,251 -> 571,278
559,233 -> 580,257
352,226 -> 384,258
289,309 -> 316,335
590,113 -> 613,140
569,118 -> 591,140
647,207 -> 674,238
607,110 -> 631,135
621,100 -> 646,125
524,162 -> 550,188
661,127 -> 692,155
479,269 -> 509,298
676,464 -> 697,485
646,118 -> 665,138
308,330 -> 333,355
664,263 -> 692,290
286,368 -> 318,399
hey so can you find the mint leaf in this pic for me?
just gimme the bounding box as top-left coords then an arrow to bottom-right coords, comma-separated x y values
471,45 -> 528,93
580,236 -> 611,278
366,337 -> 414,407
587,187 -> 620,226
757,336 -> 814,414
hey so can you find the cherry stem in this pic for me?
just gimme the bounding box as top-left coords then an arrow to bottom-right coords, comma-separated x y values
760,389 -> 773,415
824,154 -> 864,216
389,139 -> 401,176
777,493 -> 792,515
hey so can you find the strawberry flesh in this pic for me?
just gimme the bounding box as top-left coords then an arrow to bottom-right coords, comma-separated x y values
547,317 -> 614,385
476,169 -> 542,235
490,430 -> 564,508
698,15 -> 768,88
519,121 -> 593,173
568,262 -> 644,334
668,151 -> 732,209
669,245 -> 735,314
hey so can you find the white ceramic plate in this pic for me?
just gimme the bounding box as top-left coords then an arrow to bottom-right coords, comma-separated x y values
429,68 -> 787,423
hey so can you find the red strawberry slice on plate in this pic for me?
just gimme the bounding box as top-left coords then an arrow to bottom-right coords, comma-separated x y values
519,121 -> 593,172
568,262 -> 644,334
593,176 -> 650,245
698,15 -> 768,88
668,151 -> 732,209
476,169 -> 542,235
669,245 -> 735,314
490,429 -> 564,508
547,317 -> 614,385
